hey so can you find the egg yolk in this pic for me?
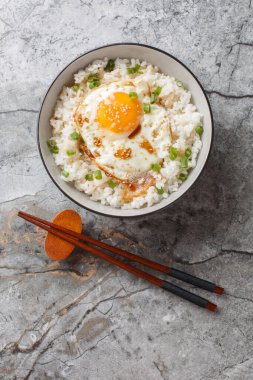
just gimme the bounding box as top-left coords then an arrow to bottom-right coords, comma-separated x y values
96,92 -> 142,134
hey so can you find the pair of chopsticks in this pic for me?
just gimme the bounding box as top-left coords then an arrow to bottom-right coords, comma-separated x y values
18,211 -> 224,312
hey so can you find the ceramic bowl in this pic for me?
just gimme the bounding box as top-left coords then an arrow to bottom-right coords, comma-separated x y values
38,43 -> 213,217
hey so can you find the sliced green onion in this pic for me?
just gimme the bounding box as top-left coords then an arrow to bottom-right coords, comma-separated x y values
66,150 -> 76,156
154,85 -> 162,95
143,103 -> 151,113
180,156 -> 188,169
87,73 -> 101,89
89,80 -> 100,89
150,86 -> 162,104
105,59 -> 115,72
150,94 -> 156,104
176,81 -> 183,87
195,125 -> 204,135
94,170 -> 102,180
151,163 -> 161,172
47,139 -> 59,154
127,64 -> 142,75
85,173 -> 93,181
87,72 -> 99,81
70,131 -> 80,140
169,146 -> 178,160
185,148 -> 192,158
129,91 -> 138,99
61,170 -> 69,178
51,146 -> 59,154
71,84 -> 80,92
47,139 -> 56,148
108,179 -> 116,188
179,173 -> 188,181
156,187 -> 164,195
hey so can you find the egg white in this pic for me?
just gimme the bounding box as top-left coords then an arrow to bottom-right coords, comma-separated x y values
76,81 -> 172,181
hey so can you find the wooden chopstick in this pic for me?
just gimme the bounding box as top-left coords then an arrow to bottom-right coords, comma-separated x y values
18,211 -> 224,295
18,211 -> 217,312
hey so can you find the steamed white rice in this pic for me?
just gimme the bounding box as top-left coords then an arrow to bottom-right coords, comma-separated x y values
49,57 -> 203,209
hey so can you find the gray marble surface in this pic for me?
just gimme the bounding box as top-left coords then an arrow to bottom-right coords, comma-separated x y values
0,1 -> 253,379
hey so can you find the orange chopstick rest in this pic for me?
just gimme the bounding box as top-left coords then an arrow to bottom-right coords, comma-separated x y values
44,209 -> 82,260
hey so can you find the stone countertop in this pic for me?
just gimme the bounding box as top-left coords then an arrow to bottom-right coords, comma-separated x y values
0,1 -> 253,379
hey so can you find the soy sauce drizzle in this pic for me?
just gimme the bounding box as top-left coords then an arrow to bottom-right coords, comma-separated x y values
128,125 -> 141,139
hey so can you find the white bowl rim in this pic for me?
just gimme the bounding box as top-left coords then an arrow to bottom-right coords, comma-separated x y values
37,42 -> 214,218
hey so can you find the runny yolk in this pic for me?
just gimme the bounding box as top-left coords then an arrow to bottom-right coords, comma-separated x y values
96,92 -> 142,134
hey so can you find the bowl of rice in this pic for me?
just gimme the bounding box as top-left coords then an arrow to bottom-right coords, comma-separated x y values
38,43 -> 213,217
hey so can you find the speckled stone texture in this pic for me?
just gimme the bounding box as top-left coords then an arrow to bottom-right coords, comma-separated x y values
0,1 -> 253,379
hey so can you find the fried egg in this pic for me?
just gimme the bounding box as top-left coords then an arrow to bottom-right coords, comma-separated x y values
75,81 -> 172,182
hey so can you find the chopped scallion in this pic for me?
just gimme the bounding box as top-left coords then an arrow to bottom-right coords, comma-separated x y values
195,125 -> 204,135
66,150 -> 76,156
61,170 -> 69,178
105,59 -> 115,72
70,131 -> 80,140
127,64 -> 142,75
108,179 -> 116,188
176,81 -> 183,87
156,187 -> 164,195
85,173 -> 93,181
47,139 -> 59,154
89,80 -> 100,89
185,148 -> 192,158
94,170 -> 102,180
143,103 -> 151,113
154,85 -> 162,95
179,173 -> 188,181
71,84 -> 80,92
87,73 -> 101,89
169,146 -> 178,160
129,91 -> 138,99
151,163 -> 161,172
52,146 -> 59,153
150,94 -> 156,104
180,156 -> 188,169
150,86 -> 162,104
87,72 -> 99,81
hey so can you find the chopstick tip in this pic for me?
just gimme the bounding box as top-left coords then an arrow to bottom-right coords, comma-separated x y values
214,286 -> 224,295
206,302 -> 217,312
